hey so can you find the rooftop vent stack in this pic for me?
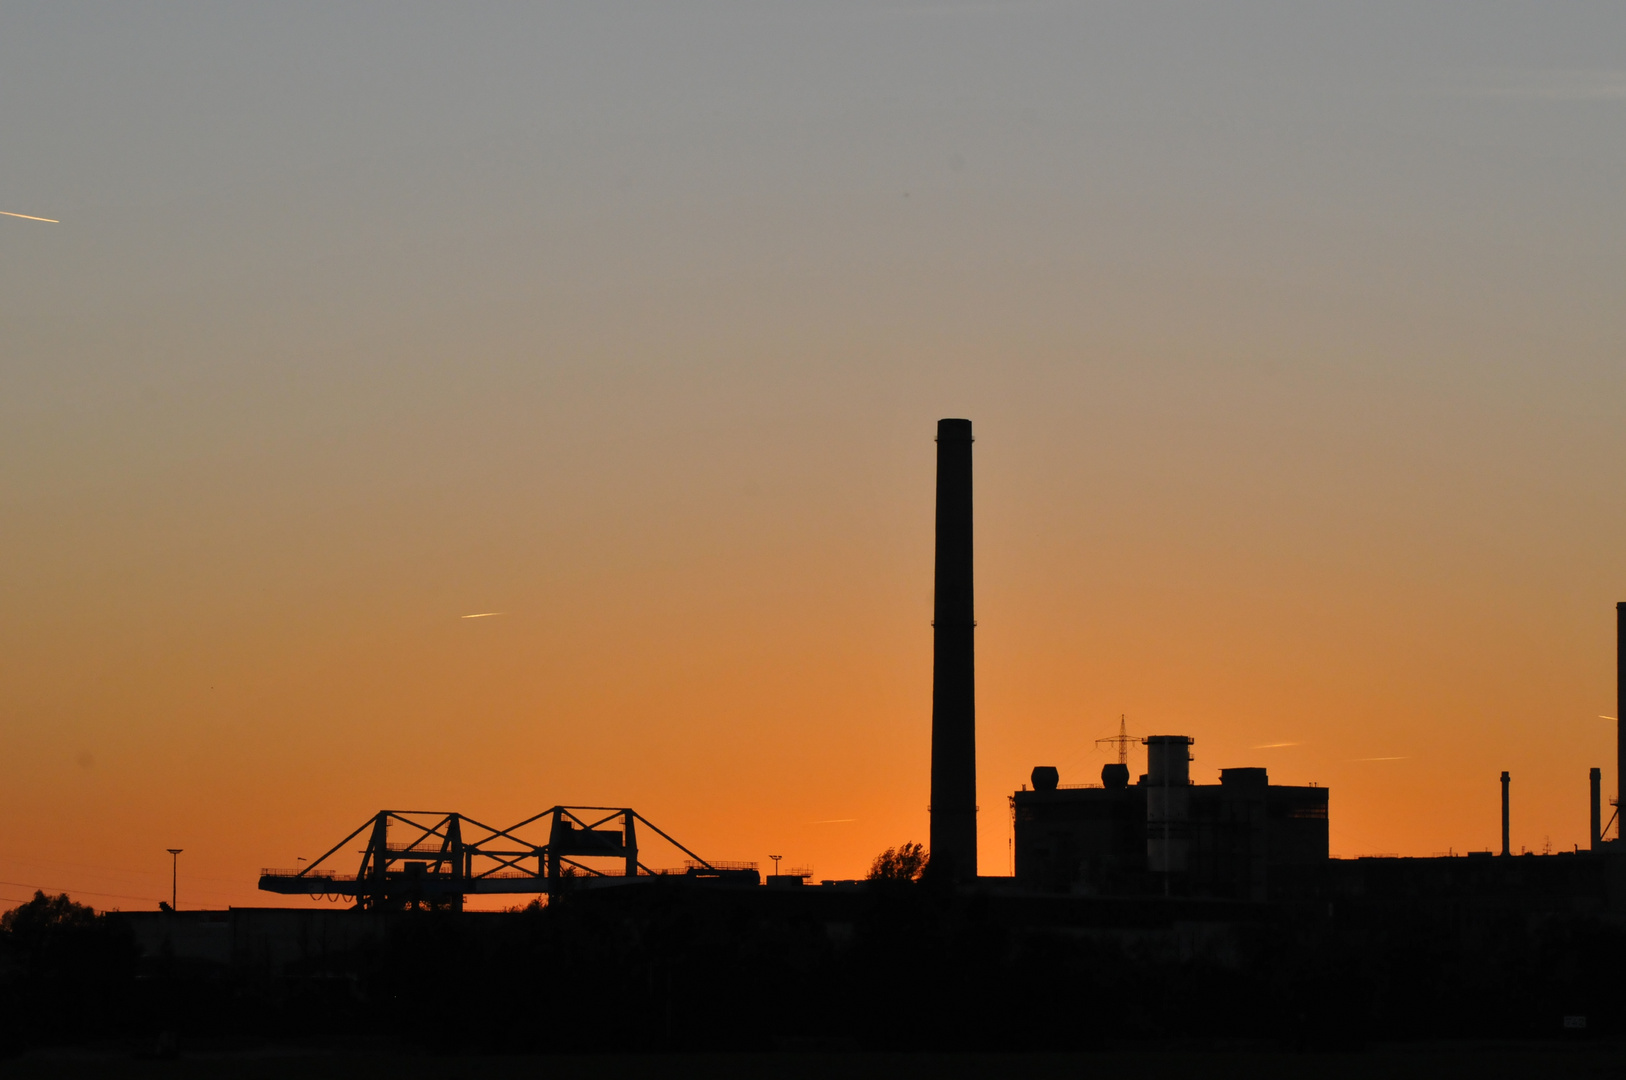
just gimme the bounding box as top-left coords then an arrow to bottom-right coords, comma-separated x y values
930,419 -> 978,881
1591,767 -> 1602,851
1145,736 -> 1194,878
1501,771 -> 1511,857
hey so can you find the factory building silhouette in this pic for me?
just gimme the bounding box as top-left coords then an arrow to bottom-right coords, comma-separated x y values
1013,753 -> 1329,901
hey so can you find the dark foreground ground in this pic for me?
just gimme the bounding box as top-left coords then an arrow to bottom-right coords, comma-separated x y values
9,882 -> 1626,1069
3,1045 -> 1624,1080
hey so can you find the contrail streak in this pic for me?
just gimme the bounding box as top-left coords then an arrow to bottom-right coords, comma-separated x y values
1350,756 -> 1409,762
810,818 -> 856,824
461,612 -> 506,619
0,211 -> 58,223
1252,742 -> 1300,749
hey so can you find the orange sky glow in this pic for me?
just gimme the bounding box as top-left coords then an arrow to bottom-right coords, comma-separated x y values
1,4 -> 1622,912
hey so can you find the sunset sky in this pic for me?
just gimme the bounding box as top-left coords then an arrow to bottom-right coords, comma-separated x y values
2,3 -> 1623,910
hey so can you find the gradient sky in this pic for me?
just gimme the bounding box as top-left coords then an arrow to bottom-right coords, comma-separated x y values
2,2 -> 1623,910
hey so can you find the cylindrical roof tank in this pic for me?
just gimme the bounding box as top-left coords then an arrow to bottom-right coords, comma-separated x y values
1030,766 -> 1059,792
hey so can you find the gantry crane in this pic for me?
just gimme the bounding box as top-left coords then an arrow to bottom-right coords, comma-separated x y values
258,806 -> 756,910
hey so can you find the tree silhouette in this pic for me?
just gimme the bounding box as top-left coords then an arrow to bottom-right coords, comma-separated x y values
1,890 -> 98,969
867,842 -> 929,882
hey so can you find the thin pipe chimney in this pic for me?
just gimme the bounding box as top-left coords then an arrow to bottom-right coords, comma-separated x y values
1617,602 -> 1624,841
1591,767 -> 1602,851
930,419 -> 977,881
1501,771 -> 1511,856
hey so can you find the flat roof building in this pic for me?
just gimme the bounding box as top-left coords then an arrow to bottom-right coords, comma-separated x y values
1012,739 -> 1328,902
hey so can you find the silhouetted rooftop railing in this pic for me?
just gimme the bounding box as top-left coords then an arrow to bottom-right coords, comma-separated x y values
261,865 -> 668,882
685,859 -> 757,871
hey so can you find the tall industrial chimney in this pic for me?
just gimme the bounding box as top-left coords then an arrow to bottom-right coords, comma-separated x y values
930,418 -> 977,881
1618,602 -> 1624,842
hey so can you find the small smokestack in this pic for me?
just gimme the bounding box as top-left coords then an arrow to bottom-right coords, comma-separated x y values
930,419 -> 977,881
1591,767 -> 1602,851
1501,771 -> 1511,857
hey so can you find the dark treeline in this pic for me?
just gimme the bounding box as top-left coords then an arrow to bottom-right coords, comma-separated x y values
3,882 -> 1624,1055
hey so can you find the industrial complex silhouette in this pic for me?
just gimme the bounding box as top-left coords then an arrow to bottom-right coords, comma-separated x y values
250,418 -> 1624,911
6,419 -> 1626,1054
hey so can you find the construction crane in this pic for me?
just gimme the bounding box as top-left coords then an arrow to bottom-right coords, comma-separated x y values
258,806 -> 757,911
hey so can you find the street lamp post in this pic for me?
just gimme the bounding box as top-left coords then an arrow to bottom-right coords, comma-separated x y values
769,855 -> 782,879
166,848 -> 183,911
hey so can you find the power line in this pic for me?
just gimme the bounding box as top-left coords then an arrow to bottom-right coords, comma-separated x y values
0,880 -> 163,904
0,852 -> 244,886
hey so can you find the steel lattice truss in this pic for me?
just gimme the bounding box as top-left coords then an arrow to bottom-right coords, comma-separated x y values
258,806 -> 757,910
